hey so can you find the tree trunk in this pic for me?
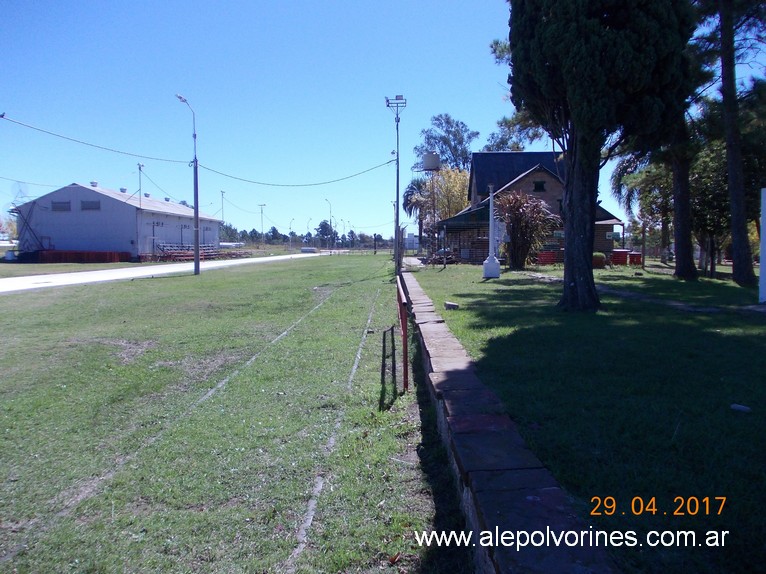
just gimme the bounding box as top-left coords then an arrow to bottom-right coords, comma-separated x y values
719,0 -> 757,286
559,135 -> 600,311
660,204 -> 671,264
417,216 -> 423,254
671,151 -> 698,280
699,232 -> 712,274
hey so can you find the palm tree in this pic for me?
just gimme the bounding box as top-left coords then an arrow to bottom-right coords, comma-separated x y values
403,177 -> 428,252
611,154 -> 674,264
495,192 -> 562,270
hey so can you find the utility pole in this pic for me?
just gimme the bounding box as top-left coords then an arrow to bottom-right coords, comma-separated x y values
138,163 -> 144,209
259,204 -> 266,247
137,163 -> 144,257
220,190 -> 225,224
386,95 -> 406,274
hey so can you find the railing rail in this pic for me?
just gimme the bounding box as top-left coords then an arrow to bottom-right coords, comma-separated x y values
396,274 -> 409,392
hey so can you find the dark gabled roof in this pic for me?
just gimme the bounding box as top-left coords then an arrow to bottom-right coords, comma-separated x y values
440,198 -> 622,229
596,204 -> 622,224
495,163 -> 563,194
467,151 -> 566,201
439,203 -> 489,228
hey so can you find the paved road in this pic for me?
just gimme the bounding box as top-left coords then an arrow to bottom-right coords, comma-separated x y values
0,253 -> 322,294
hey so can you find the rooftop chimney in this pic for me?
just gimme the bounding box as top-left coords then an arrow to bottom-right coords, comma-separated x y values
90,181 -> 98,187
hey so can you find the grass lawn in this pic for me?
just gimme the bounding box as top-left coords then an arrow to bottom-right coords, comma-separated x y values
0,255 -> 470,573
409,263 -> 765,574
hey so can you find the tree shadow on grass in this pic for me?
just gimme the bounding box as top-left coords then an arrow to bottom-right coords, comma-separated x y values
409,331 -> 474,574
441,277 -> 766,574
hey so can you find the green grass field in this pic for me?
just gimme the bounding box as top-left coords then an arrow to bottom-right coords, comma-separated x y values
410,263 -> 765,574
0,255 -> 469,573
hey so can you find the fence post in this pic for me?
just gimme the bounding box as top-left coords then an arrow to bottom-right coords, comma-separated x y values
396,275 -> 409,392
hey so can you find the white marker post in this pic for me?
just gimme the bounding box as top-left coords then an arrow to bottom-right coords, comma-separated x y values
760,188 -> 765,304
483,184 -> 501,279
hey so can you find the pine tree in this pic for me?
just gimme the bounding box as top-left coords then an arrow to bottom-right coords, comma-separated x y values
509,0 -> 695,310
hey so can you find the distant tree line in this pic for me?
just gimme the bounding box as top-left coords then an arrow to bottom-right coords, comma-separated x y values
219,221 -> 389,250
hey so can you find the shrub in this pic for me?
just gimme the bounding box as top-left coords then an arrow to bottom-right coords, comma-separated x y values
592,252 -> 606,268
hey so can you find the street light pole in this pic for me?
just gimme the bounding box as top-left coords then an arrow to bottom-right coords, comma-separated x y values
386,95 -> 406,274
325,198 -> 332,250
289,218 -> 294,251
176,94 -> 200,275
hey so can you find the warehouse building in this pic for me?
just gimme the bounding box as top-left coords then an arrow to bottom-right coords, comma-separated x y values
13,182 -> 219,261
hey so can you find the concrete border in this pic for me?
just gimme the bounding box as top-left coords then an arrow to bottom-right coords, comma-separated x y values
400,271 -> 615,574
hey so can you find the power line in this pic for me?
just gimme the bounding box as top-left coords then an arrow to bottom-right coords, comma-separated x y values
0,115 -> 187,163
0,176 -> 58,188
222,195 -> 262,215
2,114 -> 396,188
140,167 -> 180,202
199,159 -> 395,187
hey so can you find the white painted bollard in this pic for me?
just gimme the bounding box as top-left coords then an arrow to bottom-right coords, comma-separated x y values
483,184 -> 501,279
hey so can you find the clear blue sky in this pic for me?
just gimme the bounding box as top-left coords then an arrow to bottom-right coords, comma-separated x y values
1,0 -> 627,239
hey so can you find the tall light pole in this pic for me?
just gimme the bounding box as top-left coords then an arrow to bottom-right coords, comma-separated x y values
386,95 -> 406,274
289,218 -> 294,251
176,94 -> 200,275
325,198 -> 332,250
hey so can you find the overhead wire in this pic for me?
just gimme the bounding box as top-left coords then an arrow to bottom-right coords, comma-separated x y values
0,176 -> 58,188
0,116 -> 187,164
139,167 -> 180,202
198,159 -> 395,187
1,114 -> 396,189
2,114 -> 399,233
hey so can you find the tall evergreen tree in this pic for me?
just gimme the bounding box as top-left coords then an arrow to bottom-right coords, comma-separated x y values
509,0 -> 695,310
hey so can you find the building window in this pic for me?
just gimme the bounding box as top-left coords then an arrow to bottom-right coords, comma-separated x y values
51,201 -> 71,212
81,200 -> 101,211
533,180 -> 546,192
